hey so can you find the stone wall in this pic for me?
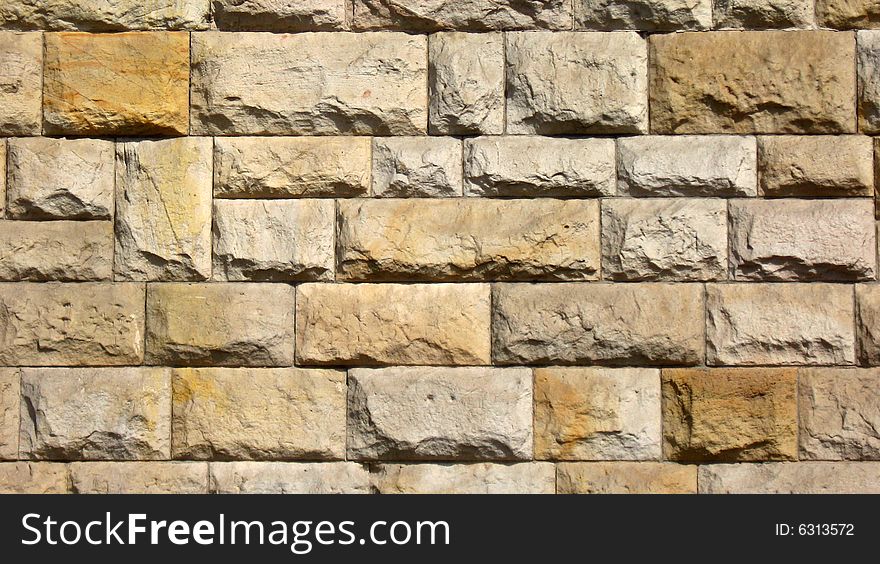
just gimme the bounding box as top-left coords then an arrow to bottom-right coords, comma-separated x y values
1,0 -> 880,494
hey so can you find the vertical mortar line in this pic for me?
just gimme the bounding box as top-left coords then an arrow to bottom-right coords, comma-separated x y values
188,31 -> 193,137
210,136 -> 216,282
40,31 -> 45,136
702,282 -> 709,367
489,283 -> 495,367
425,33 -> 430,136
853,282 -> 860,366
695,463 -> 700,494
111,139 -> 117,281
854,31 -> 859,134
794,366 -> 800,463
502,32 -> 508,136
530,367 -> 536,463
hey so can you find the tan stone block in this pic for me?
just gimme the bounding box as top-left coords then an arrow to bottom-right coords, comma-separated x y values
0,32 -> 41,135
20,368 -> 171,461
172,368 -> 346,460
855,284 -> 880,364
707,283 -> 855,365
115,138 -> 213,281
575,0 -> 712,30
492,283 -> 704,365
352,0 -> 572,31
214,137 -> 371,198
43,32 -> 189,135
296,283 -> 491,365
557,462 -> 697,493
146,283 -> 295,367
337,199 -> 600,281
818,0 -> 880,29
714,0 -> 814,28
69,462 -> 207,493
210,462 -> 372,493
651,31 -> 856,134
372,137 -> 462,197
0,463 -> 69,493
0,0 -> 211,31
212,0 -> 346,31
0,221 -> 113,281
859,31 -> 880,133
0,369 -> 19,460
662,368 -> 798,462
759,136 -> 874,197
700,462 -> 880,493
374,463 -> 555,494
535,368 -> 660,461
0,283 -> 145,366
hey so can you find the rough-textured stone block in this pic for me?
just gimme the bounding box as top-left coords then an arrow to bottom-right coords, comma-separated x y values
172,368 -> 345,460
859,31 -> 880,133
146,283 -> 296,367
0,0 -> 210,30
0,221 -> 113,281
347,367 -> 532,461
662,368 -> 798,462
535,368 -> 660,461
651,31 -> 856,134
713,0 -> 814,28
296,283 -> 491,366
115,138 -> 212,281
730,199 -> 876,281
69,462 -> 207,493
0,463 -> 68,493
210,462 -> 372,494
0,283 -> 145,366
0,32 -> 41,135
375,463 -> 555,494
372,137 -> 462,197
602,198 -> 727,281
575,0 -> 711,30
212,0 -> 346,31
214,137 -> 371,198
337,199 -> 600,281
507,32 -> 648,134
191,32 -> 427,135
20,368 -> 171,461
799,368 -> 880,461
43,32 -> 189,135
700,462 -> 880,493
6,137 -> 114,220
758,136 -> 874,197
464,137 -> 616,197
0,369 -> 19,460
492,283 -> 704,366
707,283 -> 855,365
557,462 -> 697,494
429,32 -> 504,134
855,284 -> 880,365
818,0 -> 880,29
213,199 -> 335,281
352,0 -> 572,30
617,136 -> 757,197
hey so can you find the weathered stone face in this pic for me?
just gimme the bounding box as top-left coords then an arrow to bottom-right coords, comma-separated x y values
337,198 -> 600,281
662,368 -> 798,462
534,368 -> 661,461
464,137 -> 616,197
214,137 -> 371,198
372,137 -> 463,197
43,32 -> 189,135
707,283 -> 855,365
347,367 -> 533,461
714,0 -> 815,28
601,198 -> 727,281
213,199 -> 335,282
352,0 -> 572,30
557,462 -> 697,494
0,221 -> 113,281
507,32 -> 648,134
650,31 -> 856,134
0,283 -> 145,366
296,283 -> 491,366
6,137 -> 114,220
492,283 -> 704,365
374,463 -> 555,494
212,0 -> 346,31
115,138 -> 213,281
0,32 -> 41,135
799,368 -> 880,460
0,463 -> 69,493
146,283 -> 296,367
191,32 -> 427,135
818,0 -> 880,29
210,462 -> 372,494
429,32 -> 504,134
858,31 -> 880,133
616,136 -> 757,197
758,136 -> 874,197
0,369 -> 19,460
0,0 -> 211,30
699,462 -> 880,493
575,0 -> 712,30
172,368 -> 346,460
855,285 -> 880,365
729,199 -> 876,281
20,368 -> 171,460
69,462 -> 207,493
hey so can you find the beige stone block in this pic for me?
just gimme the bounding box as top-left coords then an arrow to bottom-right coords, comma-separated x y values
210,462 -> 372,493
700,462 -> 880,493
0,32 -> 41,135
0,0 -> 211,31
575,0 -> 712,30
352,0 -> 572,31
818,0 -> 880,29
0,369 -> 19,460
69,462 -> 207,493
714,0 -> 815,28
0,462 -> 69,493
374,463 -> 555,494
855,284 -> 880,364
212,0 -> 346,31
0,221 -> 113,281
859,31 -> 880,133
557,462 -> 697,493
372,137 -> 462,197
